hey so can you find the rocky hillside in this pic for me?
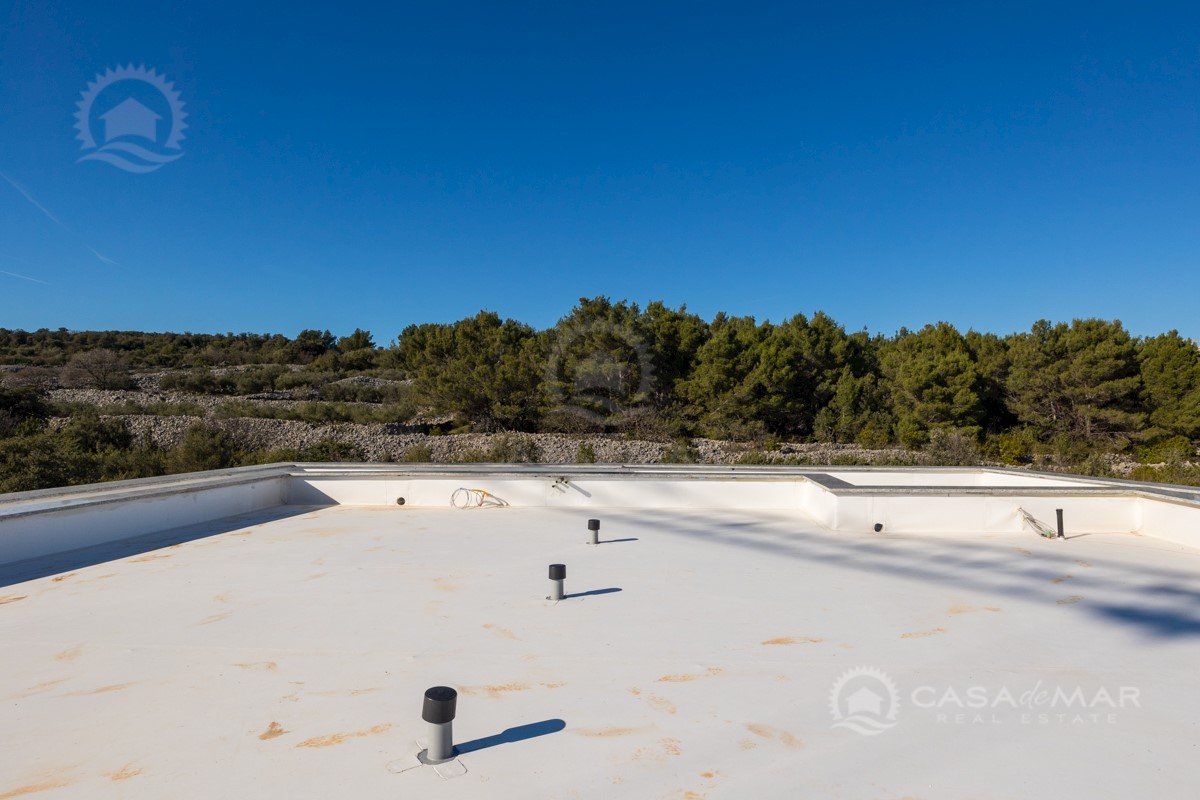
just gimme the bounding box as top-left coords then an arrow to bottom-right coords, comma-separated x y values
45,385 -> 920,466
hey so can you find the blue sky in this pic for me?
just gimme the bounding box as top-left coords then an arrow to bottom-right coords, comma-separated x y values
2,1 -> 1199,342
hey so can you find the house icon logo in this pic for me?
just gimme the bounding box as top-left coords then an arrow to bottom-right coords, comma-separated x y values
101,98 -> 161,142
829,666 -> 900,735
75,65 -> 187,173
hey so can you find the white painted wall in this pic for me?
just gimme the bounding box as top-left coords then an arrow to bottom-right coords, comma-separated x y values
288,476 -> 809,510
822,470 -> 1096,488
1136,495 -> 1200,549
6,467 -> 1200,568
0,477 -> 286,564
834,494 -> 1139,535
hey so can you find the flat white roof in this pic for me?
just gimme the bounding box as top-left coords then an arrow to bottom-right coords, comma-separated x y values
3,473 -> 1200,798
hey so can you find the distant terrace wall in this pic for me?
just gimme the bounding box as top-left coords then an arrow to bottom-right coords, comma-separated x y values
3,465 -> 1200,567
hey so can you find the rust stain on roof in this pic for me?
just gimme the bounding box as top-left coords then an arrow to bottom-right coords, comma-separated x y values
482,623 -> 519,640
129,552 -> 171,563
948,604 -> 1002,615
657,667 -> 724,683
900,627 -> 946,639
50,573 -> 76,583
760,636 -> 823,645
54,646 -> 83,663
295,723 -> 392,748
69,682 -> 133,695
0,595 -> 27,605
0,778 -> 75,799
258,721 -> 287,740
1057,595 -> 1084,605
570,725 -> 652,737
633,737 -> 682,762
630,687 -> 677,714
197,612 -> 233,626
745,723 -> 802,749
456,681 -> 564,700
645,695 -> 676,714
105,764 -> 144,781
233,661 -> 278,672
459,682 -> 531,698
6,679 -> 67,700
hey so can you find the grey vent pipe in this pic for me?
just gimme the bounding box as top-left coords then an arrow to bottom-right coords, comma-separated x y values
422,686 -> 457,762
549,564 -> 566,601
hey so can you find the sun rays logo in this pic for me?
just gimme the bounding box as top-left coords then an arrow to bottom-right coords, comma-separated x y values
829,666 -> 901,735
75,65 -> 187,173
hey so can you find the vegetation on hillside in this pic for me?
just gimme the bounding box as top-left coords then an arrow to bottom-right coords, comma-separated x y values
2,297 -> 1198,492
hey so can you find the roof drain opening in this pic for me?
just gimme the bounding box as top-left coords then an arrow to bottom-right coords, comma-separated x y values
873,523 -> 883,533
418,686 -> 458,764
587,518 -> 600,545
548,564 -> 566,601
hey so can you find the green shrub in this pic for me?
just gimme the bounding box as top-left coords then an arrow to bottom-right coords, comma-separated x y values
1136,435 -> 1195,464
922,428 -> 980,467
0,386 -> 50,437
402,443 -> 433,462
298,439 -> 363,462
855,420 -> 891,449
575,441 -> 597,463
166,425 -> 239,474
276,370 -> 339,390
0,433 -> 85,492
1073,454 -> 1115,478
987,428 -> 1038,465
145,401 -> 205,417
489,434 -> 541,463
661,437 -> 700,463
294,402 -> 353,424
62,412 -> 133,453
160,367 -> 234,394
95,401 -> 147,416
735,450 -> 815,465
234,374 -> 266,394
1129,462 -> 1200,486
241,447 -> 302,465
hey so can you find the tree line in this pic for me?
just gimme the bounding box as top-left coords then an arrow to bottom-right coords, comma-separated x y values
2,297 -> 1199,476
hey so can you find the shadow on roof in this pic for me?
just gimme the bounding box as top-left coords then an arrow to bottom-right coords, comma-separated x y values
454,718 -> 567,755
0,505 -> 319,589
606,509 -> 1200,640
